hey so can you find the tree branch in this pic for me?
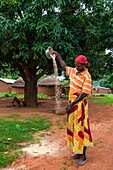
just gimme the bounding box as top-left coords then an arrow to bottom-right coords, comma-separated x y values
17,9 -> 23,19
36,69 -> 47,79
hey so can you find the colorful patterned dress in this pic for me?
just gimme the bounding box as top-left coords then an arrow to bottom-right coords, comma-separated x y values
66,66 -> 93,154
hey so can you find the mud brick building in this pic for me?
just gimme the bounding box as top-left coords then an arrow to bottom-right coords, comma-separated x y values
0,78 -> 16,93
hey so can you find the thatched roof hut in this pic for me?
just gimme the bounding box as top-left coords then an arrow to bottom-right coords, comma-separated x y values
38,76 -> 62,86
12,77 -> 25,94
38,76 -> 63,96
12,77 -> 25,88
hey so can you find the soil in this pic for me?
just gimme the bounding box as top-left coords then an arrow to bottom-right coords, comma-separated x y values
0,97 -> 113,170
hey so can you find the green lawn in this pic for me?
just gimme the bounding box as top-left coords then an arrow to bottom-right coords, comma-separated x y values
89,94 -> 113,105
0,115 -> 52,168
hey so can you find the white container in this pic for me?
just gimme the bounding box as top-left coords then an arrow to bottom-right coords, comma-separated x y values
45,46 -> 55,59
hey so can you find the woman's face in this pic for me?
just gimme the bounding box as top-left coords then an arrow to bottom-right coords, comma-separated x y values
75,62 -> 85,71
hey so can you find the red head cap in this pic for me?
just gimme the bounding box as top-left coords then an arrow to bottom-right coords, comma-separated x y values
75,55 -> 90,66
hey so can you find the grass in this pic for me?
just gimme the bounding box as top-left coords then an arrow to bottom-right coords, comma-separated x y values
0,92 -> 49,99
5,114 -> 21,119
89,94 -> 113,105
60,167 -> 68,170
0,115 -> 52,168
55,119 -> 66,129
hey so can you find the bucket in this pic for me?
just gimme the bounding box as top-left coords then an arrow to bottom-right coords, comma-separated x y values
56,108 -> 67,115
45,46 -> 55,59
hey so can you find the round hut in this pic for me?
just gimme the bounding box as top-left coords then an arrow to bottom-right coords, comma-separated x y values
12,77 -> 25,94
38,76 -> 63,96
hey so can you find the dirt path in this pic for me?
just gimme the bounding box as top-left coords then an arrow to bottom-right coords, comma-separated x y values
0,98 -> 113,170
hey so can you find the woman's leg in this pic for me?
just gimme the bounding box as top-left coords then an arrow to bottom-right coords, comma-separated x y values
75,147 -> 87,166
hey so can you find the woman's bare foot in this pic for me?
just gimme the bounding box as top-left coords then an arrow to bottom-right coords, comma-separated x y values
69,154 -> 81,159
74,155 -> 87,166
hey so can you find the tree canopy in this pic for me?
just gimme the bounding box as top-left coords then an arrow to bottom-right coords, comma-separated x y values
99,73 -> 113,92
0,0 -> 113,106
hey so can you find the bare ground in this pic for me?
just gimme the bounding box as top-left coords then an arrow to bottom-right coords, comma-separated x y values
0,97 -> 113,170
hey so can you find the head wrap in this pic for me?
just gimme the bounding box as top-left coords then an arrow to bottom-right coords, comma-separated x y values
75,55 -> 90,66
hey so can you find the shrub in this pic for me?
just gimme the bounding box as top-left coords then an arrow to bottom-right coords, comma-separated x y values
37,94 -> 49,99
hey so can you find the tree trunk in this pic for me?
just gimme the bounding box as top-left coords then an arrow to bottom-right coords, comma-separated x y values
111,88 -> 113,94
24,77 -> 38,107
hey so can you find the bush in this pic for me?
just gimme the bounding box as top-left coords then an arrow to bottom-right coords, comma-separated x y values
0,93 -> 49,100
0,93 -> 11,97
11,92 -> 17,97
37,94 -> 49,99
0,92 -> 17,98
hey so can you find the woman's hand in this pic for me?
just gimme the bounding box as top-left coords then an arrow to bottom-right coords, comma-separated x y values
52,51 -> 61,58
52,50 -> 66,70
66,103 -> 73,113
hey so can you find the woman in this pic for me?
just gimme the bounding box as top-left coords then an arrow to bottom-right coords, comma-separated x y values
53,51 -> 93,166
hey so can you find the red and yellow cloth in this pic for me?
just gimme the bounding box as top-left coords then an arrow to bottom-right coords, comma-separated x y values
66,67 -> 93,154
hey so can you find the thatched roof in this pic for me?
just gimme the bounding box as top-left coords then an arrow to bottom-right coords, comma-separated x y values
38,76 -> 63,86
12,77 -> 25,88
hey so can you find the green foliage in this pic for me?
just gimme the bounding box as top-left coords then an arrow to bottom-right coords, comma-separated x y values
0,0 -> 113,79
92,80 -> 100,86
38,74 -> 48,82
0,68 -> 19,79
17,94 -> 24,99
0,116 -> 52,168
37,93 -> 49,99
0,92 -> 17,98
0,151 -> 21,168
89,94 -> 113,105
0,0 -> 63,71
58,78 -> 69,85
10,92 -> 17,97
0,93 -> 11,98
0,93 -> 49,99
59,0 -> 113,79
99,73 -> 113,90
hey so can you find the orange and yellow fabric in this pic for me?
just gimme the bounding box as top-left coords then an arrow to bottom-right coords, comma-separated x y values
66,66 -> 92,95
66,66 -> 93,154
